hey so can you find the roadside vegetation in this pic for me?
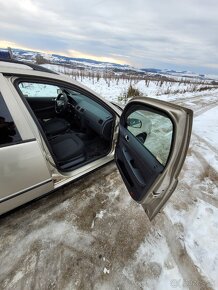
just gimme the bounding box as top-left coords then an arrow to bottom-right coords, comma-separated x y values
32,55 -> 218,103
52,64 -> 218,97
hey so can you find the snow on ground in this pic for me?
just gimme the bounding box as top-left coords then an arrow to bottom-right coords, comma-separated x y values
162,104 -> 218,289
72,77 -> 216,105
193,106 -> 218,149
0,65 -> 218,289
165,199 -> 218,287
42,63 -> 216,103
123,230 -> 188,290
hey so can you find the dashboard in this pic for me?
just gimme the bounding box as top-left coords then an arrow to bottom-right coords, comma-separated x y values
68,93 -> 114,140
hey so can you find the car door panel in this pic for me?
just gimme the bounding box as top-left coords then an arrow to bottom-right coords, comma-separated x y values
0,141 -> 54,215
115,97 -> 193,220
116,125 -> 164,201
0,178 -> 53,217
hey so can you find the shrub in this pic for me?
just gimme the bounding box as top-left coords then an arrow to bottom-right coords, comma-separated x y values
127,84 -> 143,98
35,54 -> 46,64
118,84 -> 143,104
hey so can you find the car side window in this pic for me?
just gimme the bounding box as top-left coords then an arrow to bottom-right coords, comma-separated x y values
0,92 -> 22,147
19,82 -> 59,98
126,108 -> 173,166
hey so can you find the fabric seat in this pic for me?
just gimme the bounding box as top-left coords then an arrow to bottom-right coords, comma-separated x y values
49,133 -> 86,169
42,118 -> 70,136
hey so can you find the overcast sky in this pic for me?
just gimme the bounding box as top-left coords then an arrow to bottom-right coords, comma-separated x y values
0,0 -> 218,73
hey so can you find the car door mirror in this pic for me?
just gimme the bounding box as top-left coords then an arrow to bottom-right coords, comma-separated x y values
126,107 -> 173,166
127,117 -> 142,128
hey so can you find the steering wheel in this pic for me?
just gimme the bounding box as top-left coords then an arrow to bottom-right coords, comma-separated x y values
55,92 -> 68,114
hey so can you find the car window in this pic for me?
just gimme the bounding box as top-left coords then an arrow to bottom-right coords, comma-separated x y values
0,92 -> 22,147
126,109 -> 173,166
19,82 -> 59,98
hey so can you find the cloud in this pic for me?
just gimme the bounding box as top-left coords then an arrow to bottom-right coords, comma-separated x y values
0,0 -> 217,73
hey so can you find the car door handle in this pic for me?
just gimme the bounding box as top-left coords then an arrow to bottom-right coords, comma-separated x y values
125,135 -> 129,142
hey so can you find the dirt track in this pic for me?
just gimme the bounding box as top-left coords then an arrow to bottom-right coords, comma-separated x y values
0,92 -> 217,289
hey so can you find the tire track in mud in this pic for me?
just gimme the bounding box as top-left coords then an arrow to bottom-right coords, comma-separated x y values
172,92 -> 217,105
154,214 -> 214,290
174,99 -> 218,114
190,144 -> 218,209
155,166 -> 216,288
194,102 -> 218,117
171,92 -> 218,116
190,103 -> 218,208
192,132 -> 218,156
163,135 -> 218,284
158,93 -> 218,288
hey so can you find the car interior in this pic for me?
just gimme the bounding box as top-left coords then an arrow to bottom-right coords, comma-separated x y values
17,82 -> 115,171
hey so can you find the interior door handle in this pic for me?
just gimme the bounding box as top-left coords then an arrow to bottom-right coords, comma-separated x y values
122,148 -> 146,186
125,135 -> 129,142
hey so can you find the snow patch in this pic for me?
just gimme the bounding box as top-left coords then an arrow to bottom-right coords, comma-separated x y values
123,231 -> 187,289
91,210 -> 107,228
194,105 -> 218,149
165,199 -> 218,287
103,267 -> 110,274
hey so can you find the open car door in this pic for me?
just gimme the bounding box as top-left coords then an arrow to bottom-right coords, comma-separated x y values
115,97 -> 193,220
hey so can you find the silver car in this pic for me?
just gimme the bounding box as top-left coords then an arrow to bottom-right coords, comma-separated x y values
0,59 -> 193,220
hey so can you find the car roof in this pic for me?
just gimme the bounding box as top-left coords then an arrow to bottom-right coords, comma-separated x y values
0,59 -> 58,74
